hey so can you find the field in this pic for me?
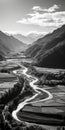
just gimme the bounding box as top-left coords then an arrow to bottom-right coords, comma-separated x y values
18,66 -> 65,126
0,62 -> 18,98
0,59 -> 65,130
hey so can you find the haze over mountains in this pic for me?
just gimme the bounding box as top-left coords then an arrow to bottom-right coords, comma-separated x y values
13,33 -> 44,44
25,25 -> 65,69
0,31 -> 27,59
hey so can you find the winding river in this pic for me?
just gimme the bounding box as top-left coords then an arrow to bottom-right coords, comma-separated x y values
12,64 -> 53,122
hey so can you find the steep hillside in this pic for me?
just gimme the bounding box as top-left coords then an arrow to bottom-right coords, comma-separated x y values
37,39 -> 65,68
0,31 -> 27,60
25,25 -> 65,68
0,31 -> 27,53
0,39 -> 10,60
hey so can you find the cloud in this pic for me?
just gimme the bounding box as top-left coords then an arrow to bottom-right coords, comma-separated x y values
32,6 -> 42,11
32,4 -> 59,12
26,30 -> 48,36
4,31 -> 18,35
46,4 -> 59,12
17,4 -> 65,28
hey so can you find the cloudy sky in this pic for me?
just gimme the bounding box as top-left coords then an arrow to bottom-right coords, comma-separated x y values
0,0 -> 65,35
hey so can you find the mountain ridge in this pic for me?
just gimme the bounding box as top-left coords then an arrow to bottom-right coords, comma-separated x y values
25,25 -> 65,68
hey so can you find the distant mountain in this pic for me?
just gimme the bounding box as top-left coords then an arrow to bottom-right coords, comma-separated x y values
27,33 -> 44,40
25,25 -> 65,69
13,33 -> 44,44
0,31 -> 27,60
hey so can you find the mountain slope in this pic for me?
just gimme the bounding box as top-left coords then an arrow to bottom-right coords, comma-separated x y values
0,38 -> 10,60
0,31 -> 27,53
25,25 -> 65,68
0,31 -> 27,60
37,39 -> 65,68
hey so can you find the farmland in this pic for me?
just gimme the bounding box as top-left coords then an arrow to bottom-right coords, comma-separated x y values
0,58 -> 65,130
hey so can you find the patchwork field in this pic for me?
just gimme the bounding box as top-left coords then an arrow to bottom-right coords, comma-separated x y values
0,59 -> 65,129
0,62 -> 18,98
17,66 -> 65,126
21,84 -> 65,116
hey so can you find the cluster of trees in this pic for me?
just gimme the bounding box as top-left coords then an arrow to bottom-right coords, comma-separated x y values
44,72 -> 65,81
0,77 -> 24,104
30,67 -> 65,87
0,69 -> 10,73
17,79 -> 35,101
28,66 -> 43,78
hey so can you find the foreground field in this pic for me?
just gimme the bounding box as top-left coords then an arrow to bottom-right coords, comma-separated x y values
0,59 -> 65,130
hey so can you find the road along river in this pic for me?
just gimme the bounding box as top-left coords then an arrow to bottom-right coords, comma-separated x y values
12,64 -> 53,122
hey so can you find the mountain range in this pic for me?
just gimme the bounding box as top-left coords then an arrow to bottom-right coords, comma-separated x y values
13,33 -> 44,44
25,25 -> 65,69
0,31 -> 27,59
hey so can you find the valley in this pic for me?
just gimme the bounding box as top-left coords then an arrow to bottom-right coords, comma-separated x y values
0,54 -> 65,130
0,25 -> 65,130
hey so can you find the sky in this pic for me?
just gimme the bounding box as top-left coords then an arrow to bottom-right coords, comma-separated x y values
0,0 -> 65,35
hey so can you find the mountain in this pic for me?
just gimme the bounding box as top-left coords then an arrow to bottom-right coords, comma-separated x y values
13,33 -> 44,44
0,31 -> 27,51
13,34 -> 34,44
27,33 -> 44,40
25,25 -> 65,69
0,31 -> 27,60
0,38 -> 10,60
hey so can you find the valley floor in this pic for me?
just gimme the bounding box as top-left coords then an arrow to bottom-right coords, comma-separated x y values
0,56 -> 65,130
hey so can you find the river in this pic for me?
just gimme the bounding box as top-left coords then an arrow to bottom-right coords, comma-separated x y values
12,64 -> 53,122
